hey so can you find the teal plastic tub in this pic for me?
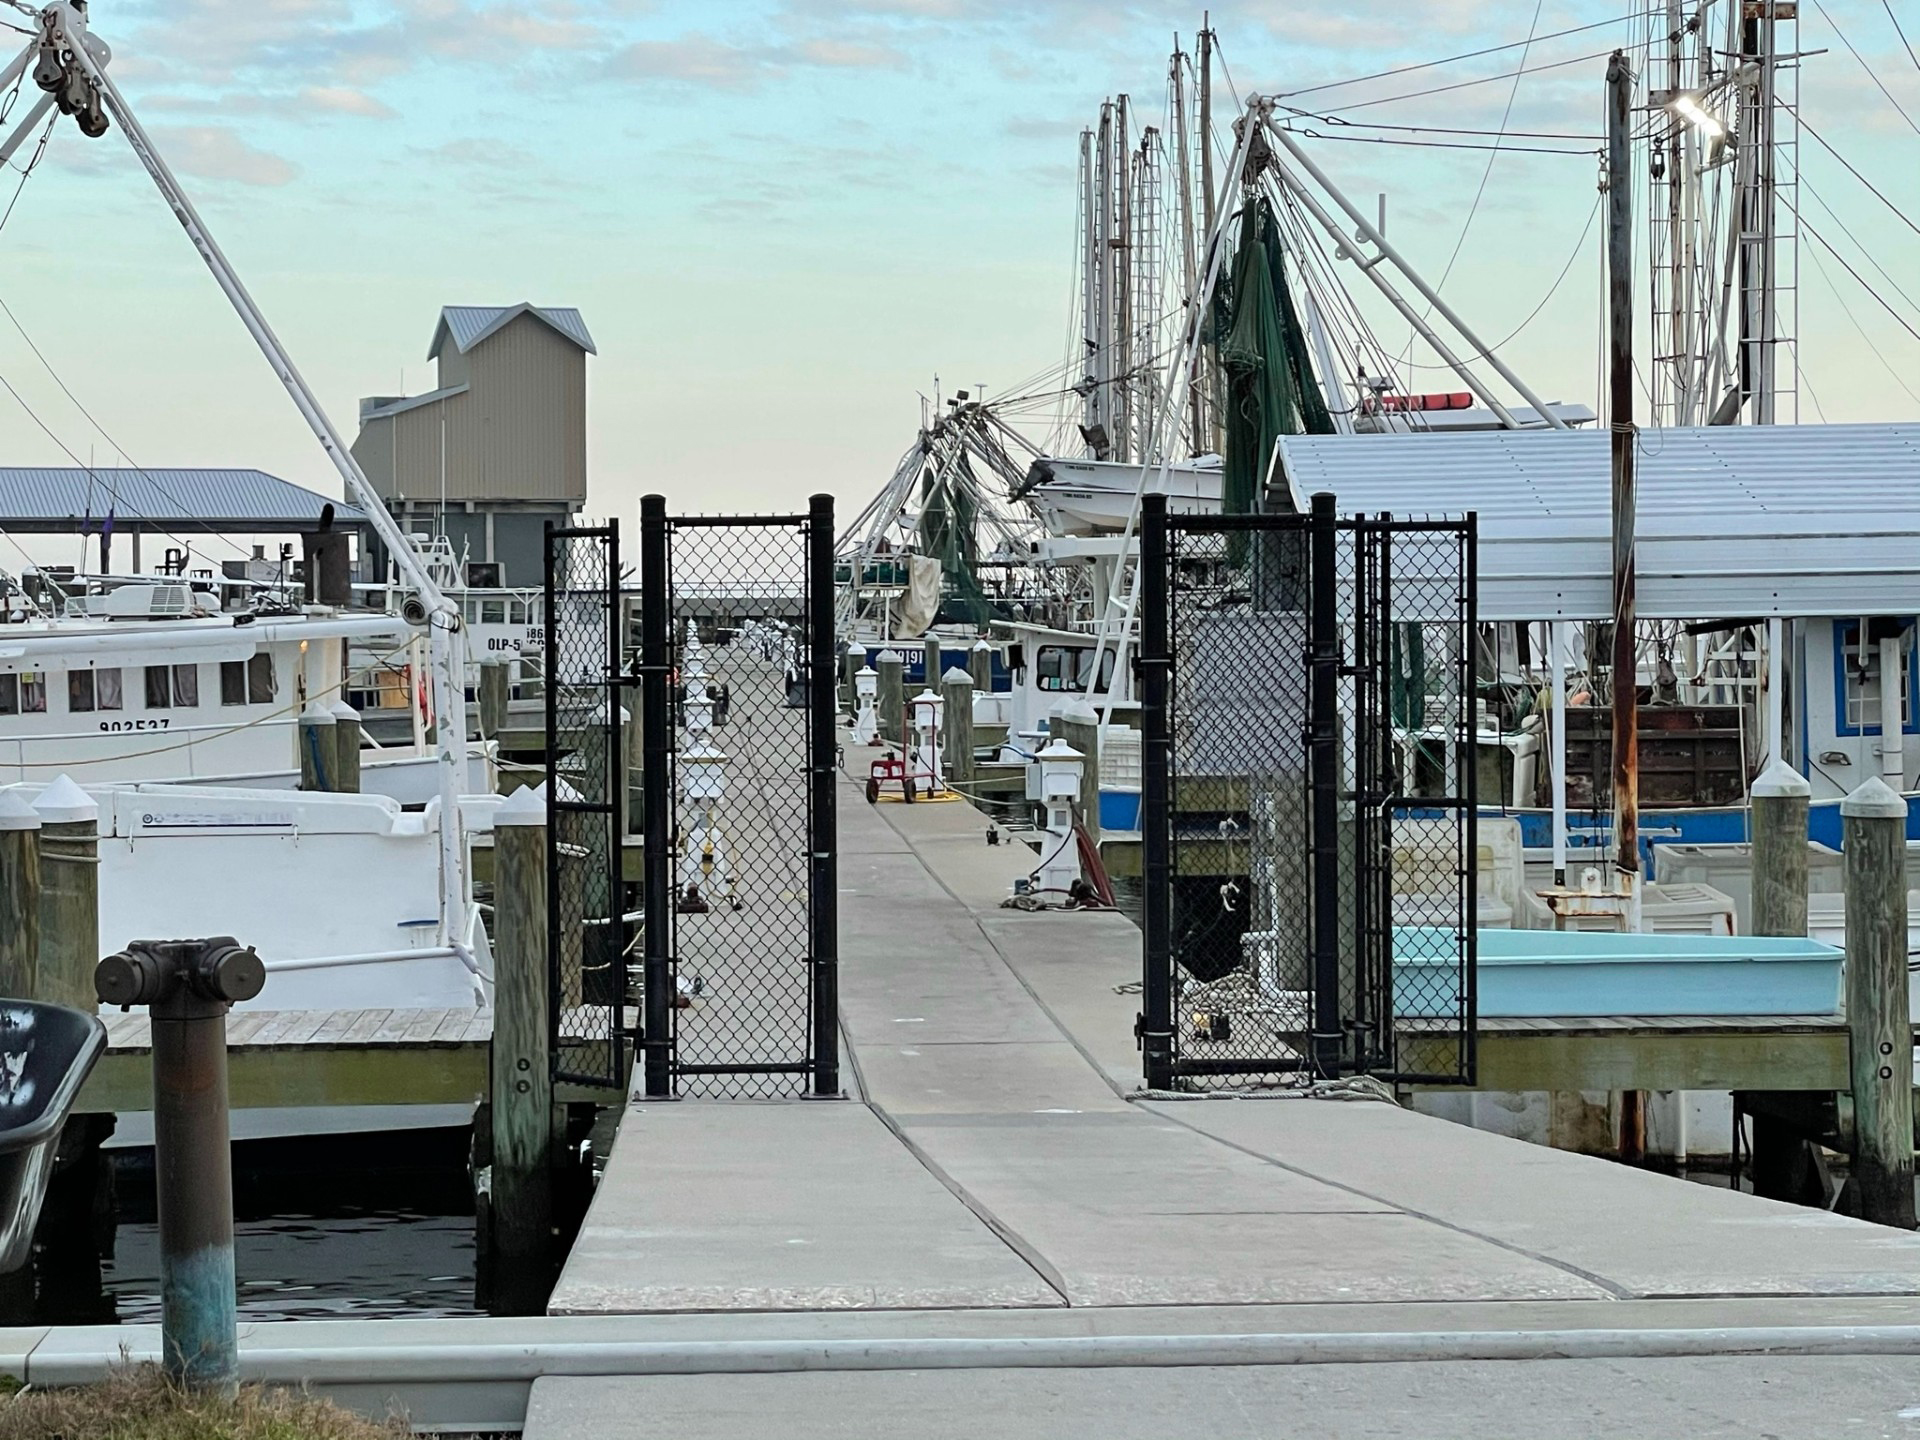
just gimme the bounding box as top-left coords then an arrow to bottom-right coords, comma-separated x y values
1394,927 -> 1845,1019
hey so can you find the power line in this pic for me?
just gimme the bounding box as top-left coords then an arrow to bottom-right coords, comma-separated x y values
1802,237 -> 1920,408
1887,0 -> 1920,75
1809,0 -> 1920,138
1398,190 -> 1603,371
1795,208 -> 1920,346
1276,11 -> 1642,100
1786,104 -> 1920,239
1275,126 -> 1597,156
1312,48 -> 1624,116
1797,175 -> 1920,326
1277,106 -> 1600,141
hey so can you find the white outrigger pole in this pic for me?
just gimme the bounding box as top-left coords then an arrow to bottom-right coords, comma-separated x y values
27,2 -> 477,978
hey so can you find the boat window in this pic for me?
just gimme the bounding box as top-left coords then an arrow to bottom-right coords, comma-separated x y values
68,668 -> 122,712
1034,644 -> 1114,694
509,600 -> 527,624
18,672 -> 43,714
481,600 -> 506,626
220,661 -> 246,706
248,653 -> 274,704
150,663 -> 198,709
0,675 -> 15,716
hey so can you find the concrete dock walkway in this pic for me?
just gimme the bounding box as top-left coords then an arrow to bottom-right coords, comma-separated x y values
533,752 -> 1920,1433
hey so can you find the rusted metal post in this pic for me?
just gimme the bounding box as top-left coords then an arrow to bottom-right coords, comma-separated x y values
95,937 -> 266,1393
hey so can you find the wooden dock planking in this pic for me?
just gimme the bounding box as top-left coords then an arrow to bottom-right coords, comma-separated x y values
78,1005 -> 626,1114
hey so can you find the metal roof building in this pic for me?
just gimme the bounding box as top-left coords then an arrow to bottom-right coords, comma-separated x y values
1271,423 -> 1920,621
0,467 -> 365,533
428,304 -> 597,358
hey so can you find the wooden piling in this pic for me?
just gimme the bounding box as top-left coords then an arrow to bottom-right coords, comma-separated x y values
941,667 -> 974,785
1751,759 -> 1810,939
877,649 -> 905,746
1841,775 -> 1915,1228
841,650 -> 861,719
0,792 -> 38,999
479,659 -> 509,741
1058,700 -> 1102,846
297,704 -> 336,792
328,701 -> 362,795
489,786 -> 553,1304
922,637 -> 941,698
968,638 -> 992,695
33,776 -> 97,1013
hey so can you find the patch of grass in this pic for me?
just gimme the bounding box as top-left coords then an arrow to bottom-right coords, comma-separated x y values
0,1366 -> 404,1440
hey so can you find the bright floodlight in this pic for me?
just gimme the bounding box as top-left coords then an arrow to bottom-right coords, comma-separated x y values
1672,93 -> 1725,139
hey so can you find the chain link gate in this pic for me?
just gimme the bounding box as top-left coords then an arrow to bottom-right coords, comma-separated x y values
1139,491 -> 1477,1091
543,522 -> 631,1089
638,494 -> 839,1099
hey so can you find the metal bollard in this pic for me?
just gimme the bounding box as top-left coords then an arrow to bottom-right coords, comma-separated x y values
95,937 -> 265,1392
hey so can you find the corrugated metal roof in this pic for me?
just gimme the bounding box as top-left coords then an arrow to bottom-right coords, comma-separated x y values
428,304 -> 596,359
0,468 -> 367,530
1272,423 -> 1920,621
359,383 -> 469,422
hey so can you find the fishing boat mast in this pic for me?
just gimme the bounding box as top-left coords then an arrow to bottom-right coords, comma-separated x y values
20,2 -> 476,970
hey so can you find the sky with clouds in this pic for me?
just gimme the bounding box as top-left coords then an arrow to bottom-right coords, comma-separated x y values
0,0 -> 1915,539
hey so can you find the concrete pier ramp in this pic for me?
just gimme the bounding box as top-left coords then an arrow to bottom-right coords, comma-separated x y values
534,755 -> 1920,1436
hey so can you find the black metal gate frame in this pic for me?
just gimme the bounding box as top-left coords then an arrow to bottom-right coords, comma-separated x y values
1138,490 -> 1478,1091
544,520 -> 629,1090
638,495 -> 840,1100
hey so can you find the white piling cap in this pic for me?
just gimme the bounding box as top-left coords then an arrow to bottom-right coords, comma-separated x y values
494,785 -> 545,827
877,648 -> 902,663
328,699 -> 361,722
552,776 -> 584,803
942,666 -> 974,685
972,637 -> 992,651
1841,774 -> 1910,820
33,774 -> 97,824
0,791 -> 39,831
299,701 -> 336,724
1060,698 -> 1099,724
1750,758 -> 1811,799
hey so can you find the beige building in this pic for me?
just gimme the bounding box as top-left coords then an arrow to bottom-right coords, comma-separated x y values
352,303 -> 595,588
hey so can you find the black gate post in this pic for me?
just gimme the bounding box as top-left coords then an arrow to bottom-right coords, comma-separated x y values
1308,491 -> 1343,1077
1139,493 -> 1175,1091
807,493 -> 841,1097
541,521 -> 561,1059
639,495 -> 673,1098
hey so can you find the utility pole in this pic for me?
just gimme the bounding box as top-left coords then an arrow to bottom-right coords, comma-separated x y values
1606,51 -> 1639,928
1607,50 -> 1645,1162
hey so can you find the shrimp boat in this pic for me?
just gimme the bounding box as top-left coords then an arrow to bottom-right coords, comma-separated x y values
0,3 -> 510,1142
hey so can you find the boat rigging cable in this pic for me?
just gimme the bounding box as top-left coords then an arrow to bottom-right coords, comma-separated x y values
1808,0 -> 1920,138
6,1 -> 474,966
1276,9 -> 1645,100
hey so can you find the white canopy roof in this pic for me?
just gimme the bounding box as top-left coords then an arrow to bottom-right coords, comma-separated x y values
1270,423 -> 1920,621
